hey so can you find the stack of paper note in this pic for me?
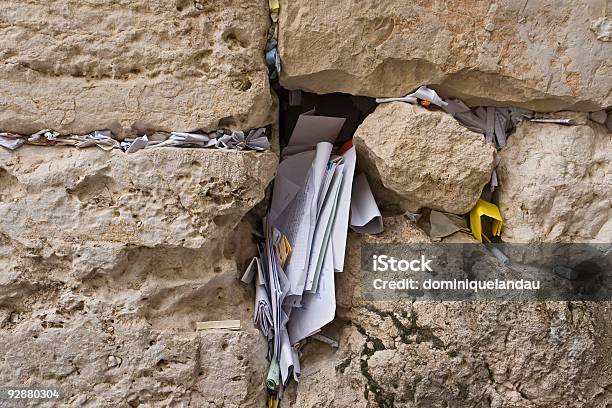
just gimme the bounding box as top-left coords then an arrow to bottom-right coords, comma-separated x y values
242,111 -> 383,393
0,128 -> 271,153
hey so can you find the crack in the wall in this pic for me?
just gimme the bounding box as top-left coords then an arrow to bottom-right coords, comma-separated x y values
353,321 -> 396,408
350,305 -> 448,407
362,305 -> 445,349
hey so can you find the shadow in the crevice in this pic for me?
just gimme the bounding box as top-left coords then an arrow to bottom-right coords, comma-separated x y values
276,87 -> 377,149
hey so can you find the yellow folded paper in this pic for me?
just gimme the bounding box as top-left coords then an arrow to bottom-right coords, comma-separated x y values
268,0 -> 279,13
470,199 -> 503,242
278,235 -> 292,268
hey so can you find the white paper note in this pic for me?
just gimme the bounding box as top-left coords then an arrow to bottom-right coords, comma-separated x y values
331,146 -> 357,271
349,173 -> 383,234
288,114 -> 346,146
288,246 -> 336,344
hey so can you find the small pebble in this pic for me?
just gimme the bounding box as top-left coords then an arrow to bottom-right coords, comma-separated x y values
107,355 -> 122,367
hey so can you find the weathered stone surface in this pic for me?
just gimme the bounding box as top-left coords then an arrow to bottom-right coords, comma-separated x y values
0,0 -> 275,136
498,121 -> 611,242
1,316 -> 268,407
354,102 -> 496,214
287,217 -> 612,407
0,146 -> 276,251
289,301 -> 612,408
0,147 -> 276,406
278,0 -> 612,111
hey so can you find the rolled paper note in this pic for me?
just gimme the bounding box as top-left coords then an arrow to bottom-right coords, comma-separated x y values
488,246 -> 510,266
266,358 -> 281,391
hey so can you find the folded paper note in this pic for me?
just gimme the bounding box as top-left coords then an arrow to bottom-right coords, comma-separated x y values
195,320 -> 241,331
470,199 -> 503,243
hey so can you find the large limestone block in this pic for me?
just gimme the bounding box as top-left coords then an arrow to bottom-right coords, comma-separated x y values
354,102 -> 496,214
287,217 -> 612,407
498,121 -> 611,242
0,146 -> 276,253
300,301 -> 612,408
0,0 -> 275,136
0,146 -> 276,405
0,146 -> 277,318
0,275 -> 269,407
278,0 -> 612,111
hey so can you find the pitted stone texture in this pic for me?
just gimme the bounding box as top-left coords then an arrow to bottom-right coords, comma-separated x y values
286,218 -> 612,408
0,146 -> 276,328
354,103 -> 496,215
0,146 -> 276,251
498,121 -> 611,242
0,0 -> 275,136
0,307 -> 268,407
0,145 -> 275,405
279,0 -> 612,111
288,301 -> 612,408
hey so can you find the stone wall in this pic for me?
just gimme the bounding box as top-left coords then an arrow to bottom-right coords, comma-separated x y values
0,1 -> 280,405
498,120 -> 611,242
0,146 -> 277,406
286,218 -> 612,407
0,0 -> 275,136
278,0 -> 612,111
0,0 -> 610,407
